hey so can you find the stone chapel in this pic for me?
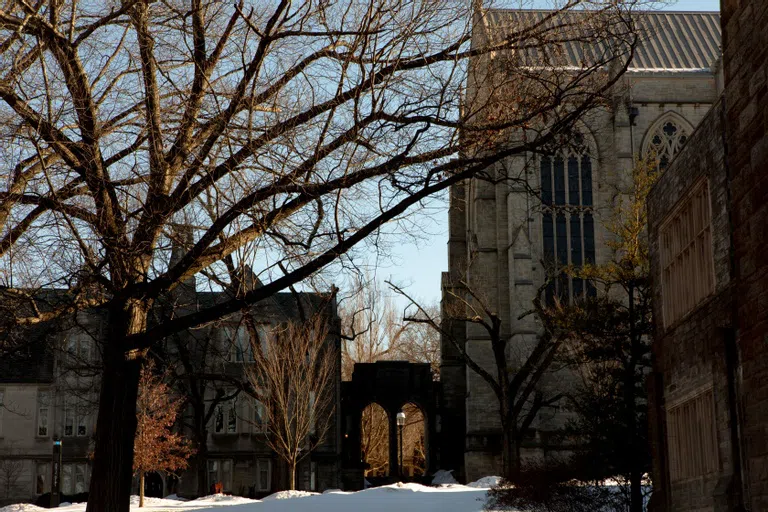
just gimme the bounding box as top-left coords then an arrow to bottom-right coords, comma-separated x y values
439,9 -> 723,481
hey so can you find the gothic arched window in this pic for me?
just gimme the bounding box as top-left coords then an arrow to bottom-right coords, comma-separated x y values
644,116 -> 691,169
540,140 -> 596,304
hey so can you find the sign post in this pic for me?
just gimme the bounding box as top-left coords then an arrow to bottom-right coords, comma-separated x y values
51,438 -> 62,507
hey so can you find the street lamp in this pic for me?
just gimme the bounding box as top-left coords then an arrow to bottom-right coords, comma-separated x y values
396,411 -> 406,480
51,438 -> 62,507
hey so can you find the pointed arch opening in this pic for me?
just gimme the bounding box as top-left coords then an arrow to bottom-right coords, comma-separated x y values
361,403 -> 390,477
539,126 -> 598,305
642,112 -> 694,169
400,403 -> 427,478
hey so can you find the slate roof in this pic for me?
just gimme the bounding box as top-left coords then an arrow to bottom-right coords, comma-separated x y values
481,10 -> 721,71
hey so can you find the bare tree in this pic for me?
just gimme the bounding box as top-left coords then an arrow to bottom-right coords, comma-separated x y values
0,449 -> 24,499
391,279 -> 565,481
134,361 -> 195,507
339,276 -> 409,380
0,0 -> 639,508
393,304 -> 441,380
245,315 -> 337,490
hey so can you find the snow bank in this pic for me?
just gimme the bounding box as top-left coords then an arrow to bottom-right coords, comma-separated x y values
192,494 -> 257,505
432,469 -> 459,485
0,504 -> 48,512
262,490 -> 319,500
2,482 -> 491,512
129,496 -> 191,507
466,476 -> 502,488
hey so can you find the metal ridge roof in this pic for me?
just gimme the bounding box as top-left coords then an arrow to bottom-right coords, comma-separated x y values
481,10 -> 721,71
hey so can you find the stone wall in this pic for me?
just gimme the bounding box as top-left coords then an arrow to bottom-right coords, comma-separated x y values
721,0 -> 768,509
647,100 -> 741,512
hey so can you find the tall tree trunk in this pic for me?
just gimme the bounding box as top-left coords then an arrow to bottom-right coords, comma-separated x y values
630,467 -> 643,512
195,439 -> 210,496
288,461 -> 296,490
86,300 -> 148,512
139,472 -> 145,508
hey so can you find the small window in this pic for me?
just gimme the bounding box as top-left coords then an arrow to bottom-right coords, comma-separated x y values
228,324 -> 253,363
58,463 -> 89,494
644,118 -> 690,170
207,459 -> 233,492
74,464 -> 86,493
213,390 -> 237,434
37,391 -> 50,437
310,462 -> 317,491
36,462 -> 50,494
64,399 -> 74,437
667,388 -> 718,481
256,459 -> 271,492
63,399 -> 89,437
62,464 -> 72,495
659,179 -> 714,327
253,399 -> 267,433
207,460 -> 218,490
65,331 -> 92,365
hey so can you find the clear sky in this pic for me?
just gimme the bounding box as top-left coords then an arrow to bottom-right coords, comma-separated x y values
381,0 -> 721,306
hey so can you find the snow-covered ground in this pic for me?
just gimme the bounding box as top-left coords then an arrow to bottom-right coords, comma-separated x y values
0,480 -> 498,512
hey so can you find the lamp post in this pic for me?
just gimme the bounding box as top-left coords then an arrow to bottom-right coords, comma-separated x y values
51,438 -> 62,507
396,411 -> 406,480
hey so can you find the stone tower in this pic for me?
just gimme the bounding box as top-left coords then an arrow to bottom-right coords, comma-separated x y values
440,9 -> 723,481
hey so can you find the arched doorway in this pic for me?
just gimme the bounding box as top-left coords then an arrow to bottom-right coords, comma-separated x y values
144,472 -> 164,498
400,403 -> 426,478
361,403 -> 390,477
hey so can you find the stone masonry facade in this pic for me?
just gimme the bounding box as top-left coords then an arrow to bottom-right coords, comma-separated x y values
442,10 -> 722,482
647,1 -> 768,510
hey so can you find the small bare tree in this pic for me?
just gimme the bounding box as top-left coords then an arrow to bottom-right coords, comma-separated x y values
390,280 -> 564,481
245,316 -> 337,490
134,362 -> 195,507
0,451 -> 24,499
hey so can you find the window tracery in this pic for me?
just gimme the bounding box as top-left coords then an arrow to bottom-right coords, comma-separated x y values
644,117 -> 690,169
540,135 -> 596,304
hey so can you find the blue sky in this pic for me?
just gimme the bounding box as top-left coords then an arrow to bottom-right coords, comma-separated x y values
382,0 -> 721,306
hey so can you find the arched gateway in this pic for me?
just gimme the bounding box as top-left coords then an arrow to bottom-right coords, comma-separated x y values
340,361 -> 438,490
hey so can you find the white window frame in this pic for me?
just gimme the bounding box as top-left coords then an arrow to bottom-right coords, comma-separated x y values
213,390 -> 238,434
227,324 -> 254,363
36,462 -> 50,495
63,399 -> 89,438
61,462 -> 89,495
65,330 -> 93,365
37,390 -> 50,437
207,459 -> 233,492
255,459 -> 271,492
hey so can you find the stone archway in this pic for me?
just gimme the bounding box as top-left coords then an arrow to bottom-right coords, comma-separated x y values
144,472 -> 164,498
360,402 -> 390,477
340,361 -> 437,490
